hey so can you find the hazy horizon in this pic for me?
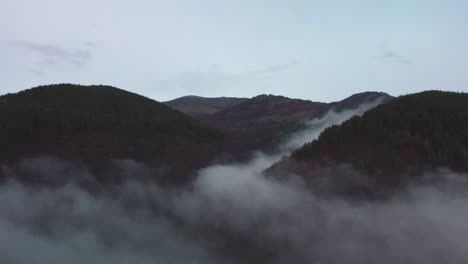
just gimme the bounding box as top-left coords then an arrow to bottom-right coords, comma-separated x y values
2,0 -> 468,101
1,83 -> 397,103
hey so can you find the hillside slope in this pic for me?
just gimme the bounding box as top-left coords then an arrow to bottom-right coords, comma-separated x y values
203,92 -> 391,156
0,84 -> 223,183
202,94 -> 328,155
270,91 -> 468,196
329,91 -> 392,112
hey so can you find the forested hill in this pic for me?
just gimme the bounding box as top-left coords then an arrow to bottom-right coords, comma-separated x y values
0,84 -> 223,183
292,90 -> 468,175
329,91 -> 392,112
0,84 -> 218,138
164,95 -> 248,116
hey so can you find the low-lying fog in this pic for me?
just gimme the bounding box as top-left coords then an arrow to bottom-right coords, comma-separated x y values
1,99 -> 467,264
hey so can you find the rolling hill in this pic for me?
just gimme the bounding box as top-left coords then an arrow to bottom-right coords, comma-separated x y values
202,92 -> 392,156
163,95 -> 248,117
270,91 -> 468,197
0,85 -> 393,184
0,84 -> 223,183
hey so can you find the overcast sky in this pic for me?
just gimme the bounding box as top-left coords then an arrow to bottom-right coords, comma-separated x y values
1,0 -> 468,102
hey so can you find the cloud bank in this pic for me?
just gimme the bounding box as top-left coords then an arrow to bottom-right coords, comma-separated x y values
5,40 -> 93,75
0,99 -> 467,263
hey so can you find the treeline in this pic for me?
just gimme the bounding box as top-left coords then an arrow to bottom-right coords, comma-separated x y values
0,84 -> 221,145
293,90 -> 468,173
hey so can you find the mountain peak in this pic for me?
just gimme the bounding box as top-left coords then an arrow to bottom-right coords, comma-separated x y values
329,91 -> 393,111
0,84 -> 222,182
164,95 -> 248,116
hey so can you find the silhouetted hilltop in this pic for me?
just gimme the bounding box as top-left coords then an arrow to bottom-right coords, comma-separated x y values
0,84 -> 223,183
329,91 -> 393,112
164,95 -> 248,116
270,91 -> 468,196
202,92 -> 391,156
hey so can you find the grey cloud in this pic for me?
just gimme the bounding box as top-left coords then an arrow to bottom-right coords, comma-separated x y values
7,41 -> 92,65
247,60 -> 300,76
383,51 -> 400,59
6,40 -> 93,75
30,69 -> 46,76
383,50 -> 411,64
84,41 -> 97,47
39,58 -> 59,66
1,160 -> 467,264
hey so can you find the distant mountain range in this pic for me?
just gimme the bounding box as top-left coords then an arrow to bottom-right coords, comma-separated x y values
163,95 -> 248,117
11,83 -> 468,192
199,92 -> 392,155
0,85 -> 396,184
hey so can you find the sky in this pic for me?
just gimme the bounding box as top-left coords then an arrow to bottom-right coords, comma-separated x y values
1,0 -> 468,102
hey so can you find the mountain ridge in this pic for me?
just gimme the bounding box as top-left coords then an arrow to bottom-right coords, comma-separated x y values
163,95 -> 248,117
268,90 -> 468,197
0,84 -> 394,184
201,91 -> 393,156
